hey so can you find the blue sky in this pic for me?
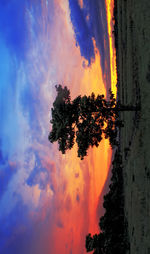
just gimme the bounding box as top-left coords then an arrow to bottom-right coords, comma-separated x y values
0,1 -> 112,253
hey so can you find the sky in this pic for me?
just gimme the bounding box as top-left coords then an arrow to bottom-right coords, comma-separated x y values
0,0 -> 116,254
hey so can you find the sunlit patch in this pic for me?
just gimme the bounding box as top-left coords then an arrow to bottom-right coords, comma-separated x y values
80,39 -> 106,96
105,0 -> 117,97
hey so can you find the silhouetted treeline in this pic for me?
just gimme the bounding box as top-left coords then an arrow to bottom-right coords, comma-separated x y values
112,0 -> 120,87
113,0 -> 118,50
85,149 -> 130,254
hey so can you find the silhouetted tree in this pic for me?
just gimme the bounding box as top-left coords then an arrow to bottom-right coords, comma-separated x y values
85,233 -> 105,253
49,85 -> 139,159
85,149 -> 130,254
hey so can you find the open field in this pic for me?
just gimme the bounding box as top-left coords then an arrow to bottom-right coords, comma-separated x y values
116,0 -> 150,253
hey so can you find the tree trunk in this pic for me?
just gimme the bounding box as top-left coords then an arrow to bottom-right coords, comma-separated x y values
114,104 -> 141,111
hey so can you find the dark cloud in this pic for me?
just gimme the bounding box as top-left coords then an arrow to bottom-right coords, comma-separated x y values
69,0 -> 95,66
69,0 -> 111,85
85,0 -> 111,87
76,193 -> 80,203
57,220 -> 64,229
26,157 -> 49,190
84,0 -> 108,71
75,172 -> 79,178
26,152 -> 55,191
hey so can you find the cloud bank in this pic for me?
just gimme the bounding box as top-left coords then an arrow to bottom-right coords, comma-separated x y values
0,0 -> 112,253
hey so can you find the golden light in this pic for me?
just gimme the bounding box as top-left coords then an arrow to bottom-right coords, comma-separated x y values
105,0 -> 117,97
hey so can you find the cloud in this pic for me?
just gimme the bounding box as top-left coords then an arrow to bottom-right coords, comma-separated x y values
68,0 -> 95,66
65,195 -> 72,212
84,0 -> 109,72
56,219 -> 64,228
76,193 -> 80,203
26,151 -> 58,194
69,0 -> 111,84
0,1 -> 112,254
75,172 -> 79,178
26,152 -> 50,190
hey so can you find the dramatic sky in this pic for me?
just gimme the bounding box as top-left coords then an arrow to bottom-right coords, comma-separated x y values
0,0 -> 116,254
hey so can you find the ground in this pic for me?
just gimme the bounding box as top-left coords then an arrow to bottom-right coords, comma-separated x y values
116,0 -> 150,253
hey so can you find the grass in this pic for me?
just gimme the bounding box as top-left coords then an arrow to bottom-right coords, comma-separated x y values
115,0 -> 150,253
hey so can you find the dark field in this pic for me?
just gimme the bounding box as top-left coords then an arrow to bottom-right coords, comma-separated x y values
116,0 -> 150,253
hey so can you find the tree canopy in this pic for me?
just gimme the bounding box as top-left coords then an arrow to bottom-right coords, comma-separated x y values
85,149 -> 129,254
48,85 -> 137,159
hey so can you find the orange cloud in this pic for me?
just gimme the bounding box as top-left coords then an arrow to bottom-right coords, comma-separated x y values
78,0 -> 83,9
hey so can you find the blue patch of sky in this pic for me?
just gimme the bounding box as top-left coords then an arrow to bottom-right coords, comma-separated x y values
0,161 -> 18,200
0,192 -> 54,254
0,38 -> 20,158
0,0 -> 29,59
0,1 -> 55,253
0,0 -> 54,163
0,197 -> 33,254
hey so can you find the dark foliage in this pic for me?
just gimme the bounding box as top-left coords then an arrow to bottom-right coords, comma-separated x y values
85,149 -> 130,254
48,85 -> 135,160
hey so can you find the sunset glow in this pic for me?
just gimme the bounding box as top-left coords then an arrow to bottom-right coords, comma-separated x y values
105,0 -> 117,97
0,1 -> 116,253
